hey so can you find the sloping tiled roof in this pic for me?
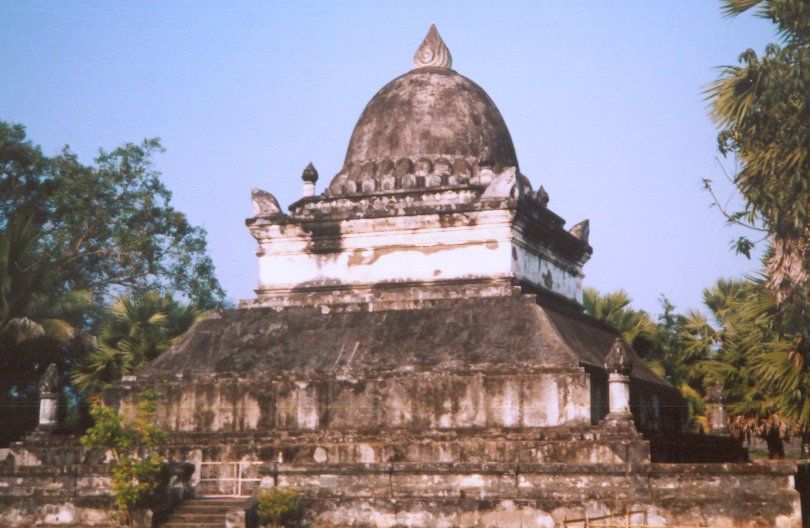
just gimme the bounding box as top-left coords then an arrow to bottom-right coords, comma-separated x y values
138,295 -> 671,390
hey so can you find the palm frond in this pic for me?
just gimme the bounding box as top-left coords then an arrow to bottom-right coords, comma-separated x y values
5,317 -> 45,341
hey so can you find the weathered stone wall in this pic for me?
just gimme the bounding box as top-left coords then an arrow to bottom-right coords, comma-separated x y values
109,369 -> 593,433
1,432 -> 803,527
0,464 -> 114,527
152,427 -> 651,497
267,462 -> 801,527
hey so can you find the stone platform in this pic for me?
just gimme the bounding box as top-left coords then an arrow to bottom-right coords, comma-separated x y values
1,431 -> 803,527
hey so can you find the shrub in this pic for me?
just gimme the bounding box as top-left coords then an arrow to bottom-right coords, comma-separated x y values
256,488 -> 305,528
81,390 -> 167,524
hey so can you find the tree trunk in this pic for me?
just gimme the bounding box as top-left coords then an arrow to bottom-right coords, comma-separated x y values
801,431 -> 810,459
764,428 -> 785,460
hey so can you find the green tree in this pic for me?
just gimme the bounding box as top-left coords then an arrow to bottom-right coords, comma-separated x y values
81,391 -> 167,524
705,0 -> 809,300
0,215 -> 91,344
582,288 -> 659,355
646,297 -> 710,429
701,0 -> 810,459
0,120 -> 225,308
72,292 -> 202,395
0,120 -> 224,440
0,215 -> 93,444
583,289 -> 708,429
685,274 -> 809,458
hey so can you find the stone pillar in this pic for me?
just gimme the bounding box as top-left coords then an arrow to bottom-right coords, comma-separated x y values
301,162 -> 318,197
36,363 -> 61,434
604,338 -> 634,428
706,384 -> 729,434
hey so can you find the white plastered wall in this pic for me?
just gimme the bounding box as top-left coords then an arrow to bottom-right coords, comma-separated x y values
254,208 -> 583,302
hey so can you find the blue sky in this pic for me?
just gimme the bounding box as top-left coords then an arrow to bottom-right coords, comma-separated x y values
0,1 -> 776,315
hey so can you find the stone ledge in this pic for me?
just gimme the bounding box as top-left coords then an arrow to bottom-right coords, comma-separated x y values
649,461 -> 797,476
262,461 -> 794,476
0,465 -> 112,476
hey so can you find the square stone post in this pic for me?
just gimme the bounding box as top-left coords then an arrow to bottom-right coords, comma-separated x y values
604,338 -> 635,429
706,384 -> 729,434
35,363 -> 61,434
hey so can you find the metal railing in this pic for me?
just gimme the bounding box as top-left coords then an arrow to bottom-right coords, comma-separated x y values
197,460 -> 263,497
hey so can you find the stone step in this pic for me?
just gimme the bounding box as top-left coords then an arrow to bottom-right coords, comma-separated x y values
165,513 -> 227,521
159,497 -> 245,528
174,499 -> 243,507
175,497 -> 241,506
175,502 -> 240,512
160,517 -> 225,528
165,520 -> 225,524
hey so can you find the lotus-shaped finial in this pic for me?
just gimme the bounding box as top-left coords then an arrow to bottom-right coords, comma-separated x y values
413,24 -> 452,69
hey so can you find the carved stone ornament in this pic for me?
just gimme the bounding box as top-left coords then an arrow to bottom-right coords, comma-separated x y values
38,363 -> 61,394
413,24 -> 452,69
302,162 -> 319,183
706,384 -> 726,404
605,338 -> 633,376
251,188 -> 282,217
481,167 -> 517,198
569,219 -> 590,244
535,185 -> 550,207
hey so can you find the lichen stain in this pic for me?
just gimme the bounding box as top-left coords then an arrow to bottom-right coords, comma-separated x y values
439,213 -> 478,228
347,241 -> 496,267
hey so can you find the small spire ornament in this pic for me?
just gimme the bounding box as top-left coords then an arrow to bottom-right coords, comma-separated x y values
605,337 -> 634,376
301,162 -> 318,197
302,162 -> 319,184
413,24 -> 452,70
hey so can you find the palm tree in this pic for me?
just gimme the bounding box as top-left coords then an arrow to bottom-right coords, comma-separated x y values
72,292 -> 202,395
0,215 -> 92,443
706,0 -> 809,301
689,274 -> 809,458
583,289 -> 713,429
0,215 -> 91,344
582,288 -> 659,353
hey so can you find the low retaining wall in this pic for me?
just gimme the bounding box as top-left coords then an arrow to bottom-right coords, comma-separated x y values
0,464 -> 114,527
0,433 -> 804,528
267,462 -> 801,527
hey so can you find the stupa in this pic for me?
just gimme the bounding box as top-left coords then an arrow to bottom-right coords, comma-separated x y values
1,25 -> 802,528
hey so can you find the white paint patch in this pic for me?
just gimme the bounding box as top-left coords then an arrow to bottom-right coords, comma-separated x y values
357,444 -> 376,464
313,447 -> 328,464
42,503 -> 76,524
459,474 -> 486,487
501,381 -> 520,427
295,387 -> 319,429
540,378 -> 560,425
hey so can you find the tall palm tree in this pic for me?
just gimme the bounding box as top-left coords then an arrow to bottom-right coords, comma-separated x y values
72,292 -> 202,395
706,0 -> 809,300
690,274 -> 808,458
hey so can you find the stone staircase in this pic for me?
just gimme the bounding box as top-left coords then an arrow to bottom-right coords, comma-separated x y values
159,497 -> 245,527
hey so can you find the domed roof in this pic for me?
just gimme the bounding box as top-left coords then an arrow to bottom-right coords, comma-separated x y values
328,26 -> 518,196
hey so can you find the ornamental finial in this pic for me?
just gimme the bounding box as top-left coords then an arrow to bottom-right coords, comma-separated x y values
38,363 -> 61,394
302,162 -> 318,183
413,24 -> 452,70
605,337 -> 634,375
